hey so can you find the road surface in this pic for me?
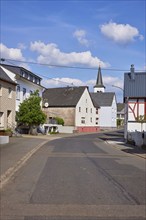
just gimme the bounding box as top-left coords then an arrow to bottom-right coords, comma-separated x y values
1,131 -> 146,219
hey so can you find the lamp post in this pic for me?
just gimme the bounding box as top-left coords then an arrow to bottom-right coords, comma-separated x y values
112,85 -> 124,91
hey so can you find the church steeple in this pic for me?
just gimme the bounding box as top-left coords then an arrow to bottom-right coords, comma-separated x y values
94,66 -> 105,93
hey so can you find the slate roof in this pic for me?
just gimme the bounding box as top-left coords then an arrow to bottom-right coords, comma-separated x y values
90,92 -> 115,107
43,86 -> 87,107
94,66 -> 105,88
124,71 -> 146,98
1,64 -> 42,80
0,67 -> 17,85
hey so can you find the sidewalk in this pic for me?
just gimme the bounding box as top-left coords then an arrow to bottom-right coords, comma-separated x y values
106,138 -> 146,159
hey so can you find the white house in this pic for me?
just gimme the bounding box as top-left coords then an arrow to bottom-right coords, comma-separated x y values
0,64 -> 44,111
90,66 -> 117,129
43,86 -> 99,133
117,103 -> 125,127
124,64 -> 146,146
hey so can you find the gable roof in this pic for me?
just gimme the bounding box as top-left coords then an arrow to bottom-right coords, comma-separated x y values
1,64 -> 42,80
0,67 -> 17,85
90,92 -> 115,107
43,86 -> 87,107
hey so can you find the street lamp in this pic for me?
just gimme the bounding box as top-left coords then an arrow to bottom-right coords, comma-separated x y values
112,85 -> 124,91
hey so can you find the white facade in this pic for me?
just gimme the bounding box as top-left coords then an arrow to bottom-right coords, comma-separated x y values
75,88 -> 97,127
1,66 -> 44,111
94,87 -> 105,93
98,95 -> 117,128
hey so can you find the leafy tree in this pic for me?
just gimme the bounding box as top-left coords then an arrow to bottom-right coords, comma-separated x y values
136,115 -> 146,132
16,90 -> 46,134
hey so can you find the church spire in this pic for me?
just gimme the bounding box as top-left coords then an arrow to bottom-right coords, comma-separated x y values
94,65 -> 105,93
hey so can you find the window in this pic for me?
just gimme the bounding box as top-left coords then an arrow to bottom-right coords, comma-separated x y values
0,112 -> 4,128
86,108 -> 88,113
81,117 -> 85,124
90,117 -> 92,122
16,85 -> 20,100
23,88 -> 26,99
0,84 -> 2,96
79,107 -> 81,112
37,79 -> 40,85
29,75 -> 33,82
8,87 -> 12,98
90,108 -> 92,113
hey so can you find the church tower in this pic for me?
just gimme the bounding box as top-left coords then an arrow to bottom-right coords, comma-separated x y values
94,66 -> 105,93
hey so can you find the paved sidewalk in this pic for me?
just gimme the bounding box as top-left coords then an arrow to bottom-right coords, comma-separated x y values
106,139 -> 146,159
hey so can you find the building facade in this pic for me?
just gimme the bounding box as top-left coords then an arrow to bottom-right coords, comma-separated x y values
0,64 -> 44,111
124,64 -> 146,146
43,86 -> 99,132
0,67 -> 17,130
91,66 -> 117,129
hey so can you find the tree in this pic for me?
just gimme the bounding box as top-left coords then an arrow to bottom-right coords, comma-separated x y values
136,115 -> 146,132
16,90 -> 46,134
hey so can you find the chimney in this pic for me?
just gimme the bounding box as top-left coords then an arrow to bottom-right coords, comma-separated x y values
130,64 -> 135,80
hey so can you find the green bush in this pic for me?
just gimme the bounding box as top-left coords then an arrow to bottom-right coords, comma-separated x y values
55,117 -> 64,126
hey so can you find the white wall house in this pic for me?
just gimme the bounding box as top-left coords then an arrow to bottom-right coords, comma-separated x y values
43,86 -> 99,133
75,87 -> 97,131
90,66 -> 117,129
91,92 -> 117,128
124,64 -> 146,146
0,64 -> 44,111
117,103 -> 125,127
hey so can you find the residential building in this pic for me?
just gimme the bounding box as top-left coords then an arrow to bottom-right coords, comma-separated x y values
0,64 -> 44,111
117,103 -> 125,127
43,86 -> 99,132
91,66 -> 117,129
0,67 -> 17,130
124,64 -> 146,146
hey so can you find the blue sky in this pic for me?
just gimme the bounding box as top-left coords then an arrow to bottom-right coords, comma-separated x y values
1,0 -> 145,102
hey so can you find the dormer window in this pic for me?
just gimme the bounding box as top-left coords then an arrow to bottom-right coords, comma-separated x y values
37,79 -> 40,85
29,74 -> 33,81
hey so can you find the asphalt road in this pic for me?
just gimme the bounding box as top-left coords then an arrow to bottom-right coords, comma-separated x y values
1,131 -> 146,220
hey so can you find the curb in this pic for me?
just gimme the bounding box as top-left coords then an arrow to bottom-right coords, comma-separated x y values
106,140 -> 146,159
0,140 -> 48,190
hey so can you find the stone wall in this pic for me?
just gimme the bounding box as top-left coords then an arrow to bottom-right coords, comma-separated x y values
43,107 -> 75,126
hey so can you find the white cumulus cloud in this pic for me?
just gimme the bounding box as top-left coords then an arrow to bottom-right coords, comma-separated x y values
100,21 -> 143,44
73,29 -> 89,46
42,75 -> 123,93
42,77 -> 84,88
30,40 -> 109,68
0,43 -> 25,61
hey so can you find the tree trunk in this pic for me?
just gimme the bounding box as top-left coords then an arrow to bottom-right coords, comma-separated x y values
29,125 -> 38,135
